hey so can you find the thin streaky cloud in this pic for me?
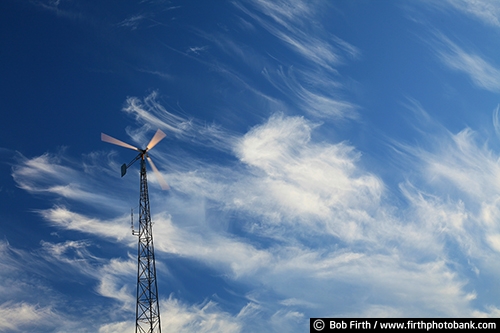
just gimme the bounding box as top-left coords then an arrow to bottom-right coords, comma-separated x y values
123,93 -> 187,135
160,42 -> 217,69
135,68 -> 173,80
186,46 -> 209,55
191,1 -> 357,122
394,104 -> 500,284
196,30 -> 267,70
433,33 -> 500,92
41,240 -> 137,311
12,152 -> 128,212
493,105 -> 500,139
31,0 -> 85,22
230,1 -> 359,120
262,66 -> 357,119
117,14 -> 146,30
443,0 -> 500,27
98,320 -> 135,333
123,91 -> 239,153
1,236 -> 245,332
160,297 -> 241,333
249,0 -> 314,27
39,206 -> 131,242
0,241 -> 91,331
211,64 -> 285,110
0,302 -> 59,332
234,0 -> 351,71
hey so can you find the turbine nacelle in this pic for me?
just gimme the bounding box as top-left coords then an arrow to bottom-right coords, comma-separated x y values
101,129 -> 169,190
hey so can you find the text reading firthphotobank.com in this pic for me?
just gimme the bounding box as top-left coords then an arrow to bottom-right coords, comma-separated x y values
310,318 -> 498,332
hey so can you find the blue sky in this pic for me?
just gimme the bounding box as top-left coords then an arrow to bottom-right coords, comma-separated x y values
2,0 -> 500,331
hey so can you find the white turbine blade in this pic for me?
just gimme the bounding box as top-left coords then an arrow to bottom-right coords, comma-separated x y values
101,133 -> 140,151
146,129 -> 166,151
147,156 -> 170,190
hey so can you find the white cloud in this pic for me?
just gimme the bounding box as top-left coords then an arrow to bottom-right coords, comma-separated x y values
38,239 -> 136,308
123,92 -> 187,135
99,297 -> 252,333
262,67 -> 357,119
136,68 -> 173,80
0,302 -> 58,332
397,105 -> 500,283
117,14 -> 146,30
0,238 -> 137,330
232,114 -> 380,226
99,321 -> 135,333
222,0 -> 359,120
473,306 -> 500,318
493,105 -> 500,138
161,297 -> 241,333
237,0 -> 358,70
0,241 -> 88,331
434,34 -> 500,92
12,152 -> 127,212
122,91 -> 238,152
96,257 -> 136,309
443,0 -> 500,27
187,46 -> 209,55
39,206 -> 130,242
405,126 -> 500,203
486,234 -> 500,253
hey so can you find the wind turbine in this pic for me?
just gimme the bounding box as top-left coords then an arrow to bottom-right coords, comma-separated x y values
101,129 -> 168,333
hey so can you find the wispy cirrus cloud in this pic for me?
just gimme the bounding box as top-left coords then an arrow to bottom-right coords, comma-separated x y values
166,0 -> 358,122
0,235 -> 245,332
12,151 -> 130,213
122,91 -> 239,153
31,0 -> 88,23
0,240 -> 90,331
433,33 -> 500,92
161,297 -> 242,333
441,0 -> 500,27
38,239 -> 136,309
117,14 -> 147,30
229,0 -> 359,120
236,0 -> 360,69
262,66 -> 357,119
395,104 -> 500,283
135,68 -> 173,80
39,207 -> 130,242
0,302 -> 59,332
187,46 -> 209,55
98,297 -> 250,333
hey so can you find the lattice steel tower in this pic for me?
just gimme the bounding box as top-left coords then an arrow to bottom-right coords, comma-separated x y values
101,129 -> 169,333
134,156 -> 160,332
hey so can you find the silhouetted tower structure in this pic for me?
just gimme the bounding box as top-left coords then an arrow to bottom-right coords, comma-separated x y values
101,129 -> 169,333
135,155 -> 161,333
